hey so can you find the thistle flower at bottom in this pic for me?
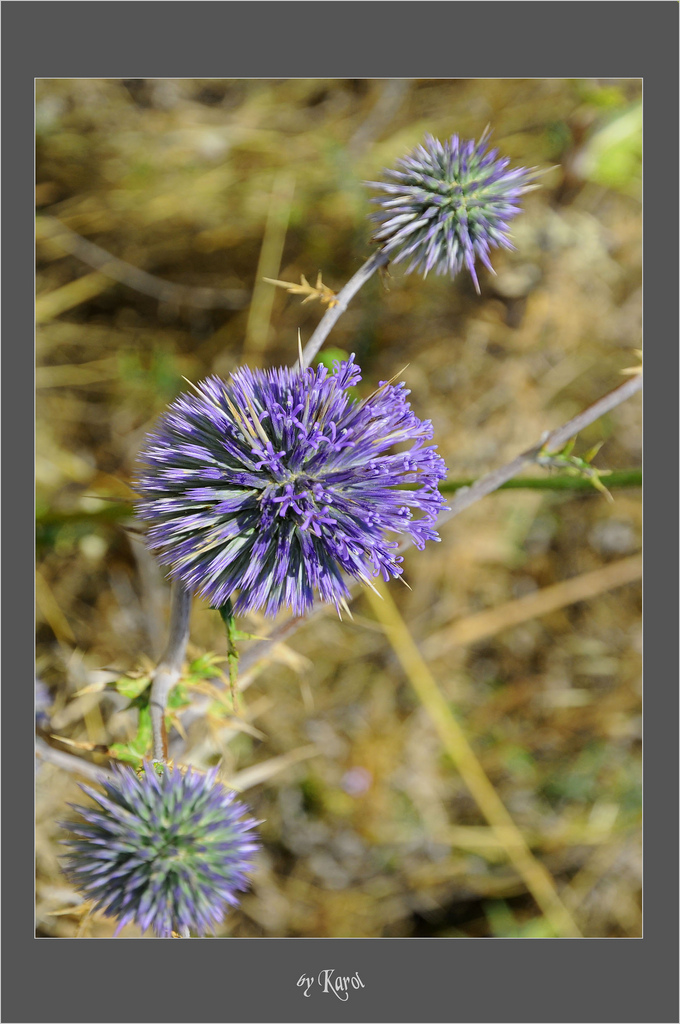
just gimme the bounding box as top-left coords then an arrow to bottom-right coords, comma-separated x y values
62,763 -> 259,937
135,355 -> 447,617
367,129 -> 537,291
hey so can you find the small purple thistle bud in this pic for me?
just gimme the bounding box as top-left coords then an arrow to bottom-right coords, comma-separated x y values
135,356 -> 447,617
366,129 -> 538,292
61,763 -> 259,937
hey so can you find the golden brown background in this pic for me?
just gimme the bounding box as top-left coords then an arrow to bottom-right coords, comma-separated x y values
36,78 -> 641,938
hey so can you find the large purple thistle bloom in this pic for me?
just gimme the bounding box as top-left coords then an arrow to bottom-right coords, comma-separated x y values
62,764 -> 259,937
367,130 -> 537,291
135,356 -> 446,616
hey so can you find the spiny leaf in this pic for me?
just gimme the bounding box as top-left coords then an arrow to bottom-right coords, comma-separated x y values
263,271 -> 338,307
115,674 -> 152,700
167,682 -> 191,711
583,441 -> 605,464
537,438 -> 614,503
187,652 -> 227,677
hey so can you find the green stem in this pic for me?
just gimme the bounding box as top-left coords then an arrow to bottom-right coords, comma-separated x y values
216,599 -> 240,711
439,469 -> 641,494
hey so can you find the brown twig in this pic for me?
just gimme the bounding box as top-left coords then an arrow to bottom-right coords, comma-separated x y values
36,737 -> 115,782
36,216 -> 246,311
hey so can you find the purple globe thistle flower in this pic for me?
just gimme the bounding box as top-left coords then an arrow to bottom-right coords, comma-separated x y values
62,763 -> 259,937
367,130 -> 537,291
135,356 -> 447,617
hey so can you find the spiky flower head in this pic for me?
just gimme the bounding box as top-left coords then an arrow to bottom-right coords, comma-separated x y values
135,356 -> 447,617
367,129 -> 537,291
62,764 -> 259,937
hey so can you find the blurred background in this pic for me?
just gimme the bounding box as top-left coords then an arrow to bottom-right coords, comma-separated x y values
36,78 -> 642,938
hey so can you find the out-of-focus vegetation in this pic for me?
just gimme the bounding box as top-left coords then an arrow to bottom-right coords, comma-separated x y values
36,78 -> 641,938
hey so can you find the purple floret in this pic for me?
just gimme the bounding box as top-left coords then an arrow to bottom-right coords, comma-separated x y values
367,130 -> 537,291
135,355 -> 447,616
62,764 -> 259,937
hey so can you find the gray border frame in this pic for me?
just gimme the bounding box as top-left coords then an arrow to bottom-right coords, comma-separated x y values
6,3 -> 677,1022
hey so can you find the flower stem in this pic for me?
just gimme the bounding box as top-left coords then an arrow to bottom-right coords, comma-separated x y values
215,598 -> 241,711
149,581 -> 192,762
437,374 -> 642,530
439,468 -> 641,493
299,249 -> 389,368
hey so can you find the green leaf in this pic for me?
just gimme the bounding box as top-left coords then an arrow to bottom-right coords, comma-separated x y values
125,704 -> 153,759
115,674 -> 152,700
187,651 -> 226,681
167,683 -> 191,711
107,744 -> 144,769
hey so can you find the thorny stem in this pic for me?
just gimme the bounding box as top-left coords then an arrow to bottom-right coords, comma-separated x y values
439,468 -> 641,493
216,598 -> 240,711
149,582 -> 192,762
238,372 -> 642,676
36,736 -> 116,782
299,249 -> 389,368
436,373 -> 642,530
